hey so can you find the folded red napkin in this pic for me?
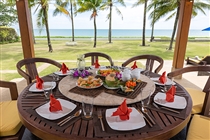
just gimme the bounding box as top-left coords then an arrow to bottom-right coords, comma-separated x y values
94,59 -> 100,68
49,94 -> 62,112
131,61 -> 138,69
166,85 -> 176,102
112,99 -> 132,120
159,71 -> 167,84
60,63 -> 69,74
36,75 -> 43,89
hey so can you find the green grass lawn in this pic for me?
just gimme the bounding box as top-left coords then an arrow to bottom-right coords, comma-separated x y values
0,39 -> 209,81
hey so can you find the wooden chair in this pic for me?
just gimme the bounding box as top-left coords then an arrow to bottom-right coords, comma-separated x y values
167,65 -> 210,114
0,80 -> 25,140
16,57 -> 62,85
186,89 -> 210,140
83,52 -> 114,66
121,54 -> 164,73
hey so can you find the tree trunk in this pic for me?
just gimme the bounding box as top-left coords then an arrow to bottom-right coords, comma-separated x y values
108,1 -> 112,43
168,4 -> 180,50
44,9 -> 53,52
70,2 -> 75,42
142,0 -> 147,46
150,4 -> 156,42
93,16 -> 97,48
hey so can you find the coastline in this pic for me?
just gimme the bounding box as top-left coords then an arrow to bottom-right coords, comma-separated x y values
35,37 -> 210,42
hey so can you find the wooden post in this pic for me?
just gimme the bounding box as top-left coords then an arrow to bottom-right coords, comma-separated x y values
172,0 -> 193,78
16,0 -> 35,59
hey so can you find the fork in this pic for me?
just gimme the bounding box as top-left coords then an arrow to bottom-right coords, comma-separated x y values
142,106 -> 156,125
97,110 -> 105,131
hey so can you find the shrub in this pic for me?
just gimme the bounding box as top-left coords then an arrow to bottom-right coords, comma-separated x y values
0,26 -> 19,44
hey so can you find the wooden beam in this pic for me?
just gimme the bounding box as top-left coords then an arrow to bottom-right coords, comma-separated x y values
16,0 -> 35,59
172,0 -> 193,74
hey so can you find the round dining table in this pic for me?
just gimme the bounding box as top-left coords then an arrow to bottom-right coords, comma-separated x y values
17,69 -> 192,140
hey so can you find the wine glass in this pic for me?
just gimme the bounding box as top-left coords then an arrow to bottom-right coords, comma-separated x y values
146,91 -> 153,106
51,67 -> 60,82
143,60 -> 151,77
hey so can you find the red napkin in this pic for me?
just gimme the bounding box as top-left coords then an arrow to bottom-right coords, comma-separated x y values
36,75 -> 43,89
159,71 -> 167,84
112,99 -> 132,120
166,85 -> 176,102
94,59 -> 100,68
131,61 -> 138,69
60,63 -> 69,74
49,94 -> 62,112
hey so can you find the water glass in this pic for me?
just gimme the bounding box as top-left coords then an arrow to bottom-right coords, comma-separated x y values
82,98 -> 93,120
43,83 -> 53,100
52,73 -> 60,82
146,91 -> 153,106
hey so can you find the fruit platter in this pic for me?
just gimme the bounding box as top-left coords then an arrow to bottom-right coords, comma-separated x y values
97,68 -> 121,77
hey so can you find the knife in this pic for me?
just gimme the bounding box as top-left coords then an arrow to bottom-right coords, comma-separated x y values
152,103 -> 180,114
137,109 -> 153,127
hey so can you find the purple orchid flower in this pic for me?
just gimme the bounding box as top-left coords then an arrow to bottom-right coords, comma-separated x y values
73,70 -> 79,77
116,73 -> 122,80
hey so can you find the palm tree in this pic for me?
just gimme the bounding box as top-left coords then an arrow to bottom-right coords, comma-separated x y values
53,0 -> 77,42
147,0 -> 158,42
31,0 -> 53,52
107,0 -> 126,43
148,0 -> 210,50
77,0 -> 107,48
132,0 -> 148,46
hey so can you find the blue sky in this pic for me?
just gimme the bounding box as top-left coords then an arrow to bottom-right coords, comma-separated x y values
13,0 -> 210,30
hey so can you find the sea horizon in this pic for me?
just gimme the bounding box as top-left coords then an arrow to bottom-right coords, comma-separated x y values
16,29 -> 210,37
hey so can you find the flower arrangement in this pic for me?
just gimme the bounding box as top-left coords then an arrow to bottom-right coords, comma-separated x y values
73,69 -> 91,78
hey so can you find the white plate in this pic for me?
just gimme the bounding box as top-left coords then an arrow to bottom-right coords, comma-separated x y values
153,92 -> 187,109
29,82 -> 56,92
54,70 -> 73,76
35,98 -> 77,120
103,83 -> 120,89
105,107 -> 146,131
76,79 -> 103,89
150,77 -> 175,86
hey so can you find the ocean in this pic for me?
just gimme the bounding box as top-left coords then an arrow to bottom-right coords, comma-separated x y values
17,29 -> 210,37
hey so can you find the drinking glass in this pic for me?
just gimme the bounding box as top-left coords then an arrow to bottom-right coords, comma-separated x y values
146,91 -> 153,106
82,98 -> 93,120
43,82 -> 53,100
52,73 -> 60,82
51,68 -> 60,82
143,60 -> 151,78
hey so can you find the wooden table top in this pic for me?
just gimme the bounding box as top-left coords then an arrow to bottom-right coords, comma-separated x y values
17,72 -> 192,140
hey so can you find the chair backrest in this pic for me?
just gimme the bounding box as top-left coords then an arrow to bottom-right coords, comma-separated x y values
121,54 -> 164,73
203,90 -> 210,117
83,52 -> 114,66
16,57 -> 62,85
167,65 -> 210,116
202,56 -> 210,65
0,80 -> 18,100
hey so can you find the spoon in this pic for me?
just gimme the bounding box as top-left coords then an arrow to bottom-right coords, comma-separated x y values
57,109 -> 82,126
